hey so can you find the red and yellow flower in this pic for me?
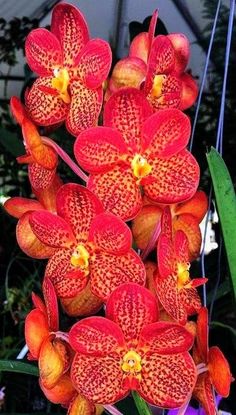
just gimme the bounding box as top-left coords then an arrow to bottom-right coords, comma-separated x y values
29,183 -> 146,306
106,11 -> 198,111
132,190 -> 208,260
193,307 -> 232,415
156,208 -> 207,325
69,283 -> 197,408
25,3 -> 112,135
74,88 -> 200,221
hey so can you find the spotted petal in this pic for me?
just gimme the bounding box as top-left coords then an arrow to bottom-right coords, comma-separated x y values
25,77 -> 68,126
89,250 -> 146,301
28,163 -> 56,191
25,28 -> 62,76
71,353 -> 127,404
168,33 -> 190,74
30,210 -> 76,248
43,277 -> 59,332
180,73 -> 198,110
143,149 -> 200,204
173,213 -> 202,261
76,39 -> 112,88
33,174 -> 63,212
74,126 -> 127,173
89,212 -> 132,254
196,307 -> 209,363
106,283 -> 159,343
56,183 -> 103,242
158,233 -> 174,278
87,165 -> 142,221
51,3 -> 89,67
174,230 -> 189,264
138,321 -> 194,354
193,373 -> 216,415
66,80 -> 103,136
138,352 -> 196,408
142,109 -> 191,156
104,88 -> 153,153
69,316 -> 125,356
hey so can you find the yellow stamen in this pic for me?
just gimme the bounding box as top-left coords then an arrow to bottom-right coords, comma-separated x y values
150,74 -> 166,98
70,244 -> 90,272
52,68 -> 71,104
177,262 -> 190,289
122,350 -> 142,379
131,154 -> 152,179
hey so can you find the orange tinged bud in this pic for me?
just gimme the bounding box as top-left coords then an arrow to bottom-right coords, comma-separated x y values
132,205 -> 162,250
40,374 -> 76,405
68,394 -> 96,415
61,283 -> 103,317
25,309 -> 49,359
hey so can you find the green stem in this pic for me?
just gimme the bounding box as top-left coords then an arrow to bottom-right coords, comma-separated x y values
132,391 -> 152,415
0,360 -> 39,376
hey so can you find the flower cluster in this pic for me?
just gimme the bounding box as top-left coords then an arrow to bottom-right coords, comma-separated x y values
4,3 -> 232,415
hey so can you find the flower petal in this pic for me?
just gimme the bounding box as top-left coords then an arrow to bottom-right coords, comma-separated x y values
106,283 -> 159,343
208,346 -> 231,397
131,204 -> 162,250
10,96 -> 28,125
143,149 -> 200,204
129,32 -> 149,63
61,282 -> 103,317
43,277 -> 59,332
87,165 -> 142,221
157,233 -> 174,278
16,212 -> 55,259
90,250 -> 146,301
66,80 -> 103,136
174,230 -> 189,264
28,163 -> 56,191
56,183 -> 103,242
68,394 -> 96,415
4,197 -> 43,219
40,374 -> 76,405
104,88 -> 153,153
167,33 -> 190,74
39,337 -> 66,389
74,126 -> 127,173
174,190 -> 208,222
25,309 -> 49,359
25,77 -> 68,126
196,307 -> 209,363
89,212 -> 132,254
138,321 -> 194,354
180,73 -> 198,110
69,316 -> 125,356
138,352 -> 196,408
173,213 -> 202,261
51,3 -> 89,67
22,119 -> 57,170
146,75 -> 182,110
109,57 -> 147,91
25,28 -> 62,76
30,210 -> 76,248
156,274 -> 187,325
142,108 -> 190,156
193,373 -> 216,415
31,292 -> 47,314
33,174 -> 63,212
76,39 -> 112,88
148,10 -> 158,49
71,353 -> 127,404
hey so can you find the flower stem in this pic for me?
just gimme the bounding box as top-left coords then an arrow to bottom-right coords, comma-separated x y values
132,391 -> 152,415
42,137 -> 88,183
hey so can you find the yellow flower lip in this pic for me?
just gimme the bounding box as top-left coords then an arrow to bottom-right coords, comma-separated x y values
150,74 -> 166,98
131,154 -> 152,179
121,350 -> 142,376
71,244 -> 90,272
52,67 -> 71,104
177,262 -> 190,288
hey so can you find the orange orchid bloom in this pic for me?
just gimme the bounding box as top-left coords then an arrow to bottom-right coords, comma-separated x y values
156,208 -> 208,325
4,174 -> 62,258
69,283 -> 197,408
10,97 -> 58,191
28,183 -> 146,306
192,308 -> 233,415
107,10 -> 198,111
74,88 -> 200,221
25,3 -> 111,136
132,190 -> 208,260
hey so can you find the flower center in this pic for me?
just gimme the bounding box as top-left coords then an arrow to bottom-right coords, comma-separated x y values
177,262 -> 190,288
52,68 -> 71,104
150,74 -> 166,98
70,244 -> 90,272
121,350 -> 142,377
131,154 -> 152,179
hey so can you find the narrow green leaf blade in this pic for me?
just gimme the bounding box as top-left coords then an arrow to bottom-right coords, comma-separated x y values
0,360 -> 39,376
207,147 -> 236,300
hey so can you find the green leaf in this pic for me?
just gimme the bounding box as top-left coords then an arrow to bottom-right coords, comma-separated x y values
0,127 -> 24,157
0,360 -> 39,376
132,392 -> 152,415
207,147 -> 236,301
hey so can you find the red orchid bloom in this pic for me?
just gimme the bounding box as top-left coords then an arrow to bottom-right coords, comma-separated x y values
10,96 -> 58,191
4,174 -> 62,258
132,190 -> 208,260
193,308 -> 232,415
25,3 -> 112,136
107,11 -> 198,111
69,283 -> 197,408
74,88 -> 200,221
29,183 -> 146,306
156,208 -> 207,325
